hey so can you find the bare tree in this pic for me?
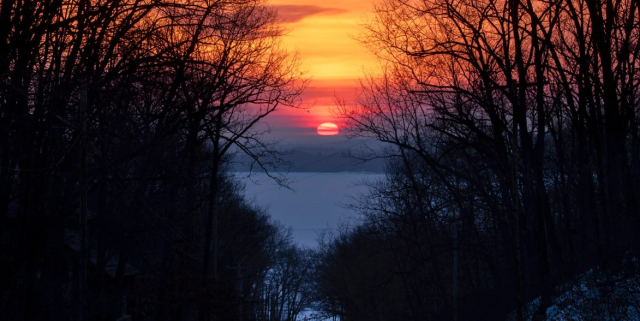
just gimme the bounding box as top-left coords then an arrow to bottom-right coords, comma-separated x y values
0,0 -> 305,320
322,0 -> 640,319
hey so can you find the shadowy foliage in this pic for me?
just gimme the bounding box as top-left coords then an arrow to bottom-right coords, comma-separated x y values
317,0 -> 640,319
0,0 -> 308,320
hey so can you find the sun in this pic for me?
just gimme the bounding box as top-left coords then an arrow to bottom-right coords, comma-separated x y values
317,122 -> 339,136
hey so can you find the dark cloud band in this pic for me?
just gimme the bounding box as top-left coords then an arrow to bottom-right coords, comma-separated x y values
271,5 -> 349,23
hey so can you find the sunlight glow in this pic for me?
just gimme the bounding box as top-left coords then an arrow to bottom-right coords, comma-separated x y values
272,0 -> 378,81
317,122 -> 339,135
262,0 -> 379,139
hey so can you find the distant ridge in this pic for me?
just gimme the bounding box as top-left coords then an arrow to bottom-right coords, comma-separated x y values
231,140 -> 386,173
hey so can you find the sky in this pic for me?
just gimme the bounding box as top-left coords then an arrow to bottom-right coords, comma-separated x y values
266,0 -> 379,141
240,1 -> 383,248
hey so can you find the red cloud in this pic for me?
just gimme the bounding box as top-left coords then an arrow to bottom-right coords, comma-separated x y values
300,79 -> 360,106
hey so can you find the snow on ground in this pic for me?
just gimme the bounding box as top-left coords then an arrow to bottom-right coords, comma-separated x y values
508,256 -> 640,321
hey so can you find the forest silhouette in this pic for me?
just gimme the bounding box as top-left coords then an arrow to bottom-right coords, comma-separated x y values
1,0 -> 640,320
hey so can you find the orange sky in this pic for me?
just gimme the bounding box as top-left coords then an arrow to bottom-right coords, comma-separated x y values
267,0 -> 379,139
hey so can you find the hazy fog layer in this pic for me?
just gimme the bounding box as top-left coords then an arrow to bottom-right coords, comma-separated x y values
239,172 -> 383,247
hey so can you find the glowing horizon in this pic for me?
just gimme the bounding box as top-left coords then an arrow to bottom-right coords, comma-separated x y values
268,0 -> 379,138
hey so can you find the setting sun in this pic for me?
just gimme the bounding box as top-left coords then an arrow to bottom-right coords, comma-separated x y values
266,0 -> 379,138
317,122 -> 339,135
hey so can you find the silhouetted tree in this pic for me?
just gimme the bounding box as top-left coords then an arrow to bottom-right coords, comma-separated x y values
260,244 -> 315,321
319,0 -> 640,319
0,0 -> 305,320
